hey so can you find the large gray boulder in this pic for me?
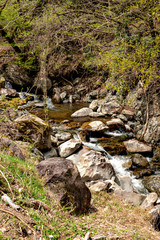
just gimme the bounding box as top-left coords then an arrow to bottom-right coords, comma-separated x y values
76,150 -> 115,181
58,139 -> 82,158
141,192 -> 158,209
36,158 -> 91,214
123,139 -> 152,153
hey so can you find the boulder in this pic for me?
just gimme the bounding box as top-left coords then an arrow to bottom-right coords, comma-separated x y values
123,139 -> 152,153
150,204 -> 160,230
81,121 -> 108,132
89,100 -> 99,111
97,101 -> 121,115
14,114 -> 51,150
106,118 -> 125,130
0,136 -> 25,160
131,154 -> 149,168
0,88 -> 18,97
76,150 -> 115,181
142,175 -> 160,196
116,175 -> 134,192
71,107 -> 93,118
114,189 -> 146,206
141,192 -> 158,209
58,139 -> 82,158
36,158 -> 91,214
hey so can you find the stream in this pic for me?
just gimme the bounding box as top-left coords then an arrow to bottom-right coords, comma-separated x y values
18,93 -> 159,200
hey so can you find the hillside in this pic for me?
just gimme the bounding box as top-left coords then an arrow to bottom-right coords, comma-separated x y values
0,153 -> 160,240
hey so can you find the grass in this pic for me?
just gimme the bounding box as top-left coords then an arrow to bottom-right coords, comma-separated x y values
0,153 -> 160,239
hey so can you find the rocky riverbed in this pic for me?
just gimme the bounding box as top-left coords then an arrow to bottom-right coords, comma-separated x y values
0,83 -> 160,231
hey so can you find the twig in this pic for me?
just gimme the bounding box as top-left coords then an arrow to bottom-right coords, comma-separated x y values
0,208 -> 36,234
0,170 -> 13,198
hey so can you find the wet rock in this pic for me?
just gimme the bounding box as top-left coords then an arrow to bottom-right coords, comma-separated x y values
14,114 -> 51,150
0,136 -> 25,160
114,189 -> 146,206
133,168 -> 154,179
100,141 -> 126,155
58,139 -> 82,158
97,101 -> 121,115
122,160 -> 132,169
0,88 -> 18,97
55,132 -> 72,142
141,192 -> 158,209
131,154 -> 149,168
150,204 -> 160,231
71,107 -> 93,118
106,118 -> 125,130
60,91 -> 67,101
81,121 -> 108,132
142,175 -> 160,196
36,158 -> 91,214
123,139 -> 152,153
77,150 -> 115,181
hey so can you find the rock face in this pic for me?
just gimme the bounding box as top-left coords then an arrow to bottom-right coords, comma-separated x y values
123,139 -> 152,153
58,139 -> 82,158
71,107 -> 93,118
14,114 -> 51,150
0,136 -> 25,160
36,158 -> 91,214
76,150 -> 115,181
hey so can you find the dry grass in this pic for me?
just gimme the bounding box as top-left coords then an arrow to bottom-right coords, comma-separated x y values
0,153 -> 160,240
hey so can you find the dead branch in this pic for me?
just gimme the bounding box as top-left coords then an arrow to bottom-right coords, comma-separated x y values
1,194 -> 22,211
0,208 -> 36,234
